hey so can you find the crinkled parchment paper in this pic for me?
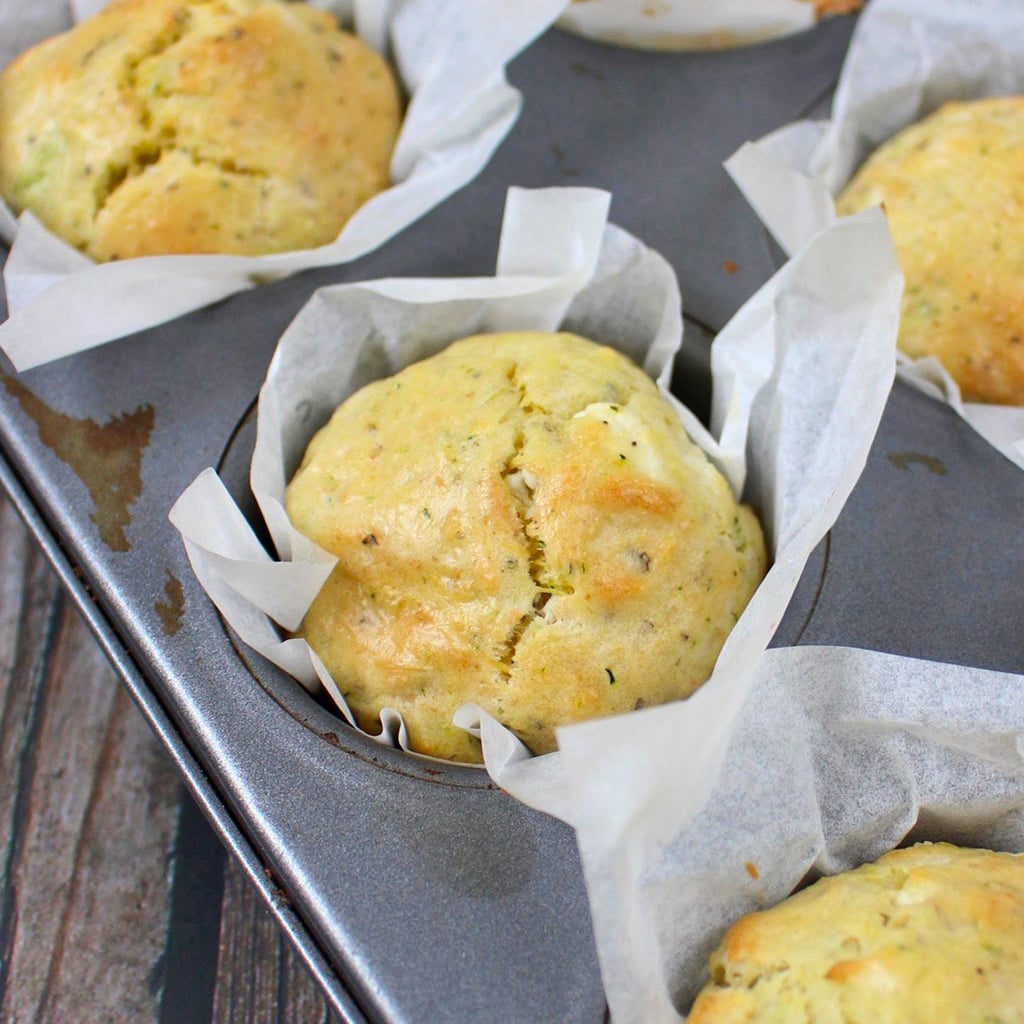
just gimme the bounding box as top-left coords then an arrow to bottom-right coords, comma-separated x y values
170,186 -> 952,1023
561,645 -> 1024,1022
169,186 -> 688,753
725,0 -> 1024,470
0,0 -> 568,370
555,0 -> 823,52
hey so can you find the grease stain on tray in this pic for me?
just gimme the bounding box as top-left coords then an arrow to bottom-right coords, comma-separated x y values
4,375 -> 154,551
156,570 -> 185,636
550,142 -> 580,178
886,451 -> 948,477
570,60 -> 605,81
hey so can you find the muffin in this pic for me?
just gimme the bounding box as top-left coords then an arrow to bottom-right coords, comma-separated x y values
284,331 -> 767,763
689,843 -> 1024,1022
837,97 -> 1024,405
0,0 -> 401,261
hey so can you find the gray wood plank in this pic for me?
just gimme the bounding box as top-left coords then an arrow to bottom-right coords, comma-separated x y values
0,497 -> 177,1023
0,491 -> 63,1015
0,495 -> 338,1022
214,855 -> 337,1024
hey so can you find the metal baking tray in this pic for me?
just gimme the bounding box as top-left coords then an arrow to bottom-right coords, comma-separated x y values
3,14 -> 1024,1024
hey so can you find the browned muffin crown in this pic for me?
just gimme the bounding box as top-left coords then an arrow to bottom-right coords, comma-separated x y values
0,0 -> 401,260
285,332 -> 766,762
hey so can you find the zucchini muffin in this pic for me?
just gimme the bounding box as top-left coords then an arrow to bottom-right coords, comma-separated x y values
689,843 -> 1024,1023
837,97 -> 1024,405
0,0 -> 401,260
284,331 -> 766,763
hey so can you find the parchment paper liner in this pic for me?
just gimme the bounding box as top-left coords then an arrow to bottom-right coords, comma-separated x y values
167,182 -> 897,774
555,0 -> 844,53
170,186 -> 691,758
725,0 -> 1024,472
0,0 -> 569,370
562,645 -> 1024,1022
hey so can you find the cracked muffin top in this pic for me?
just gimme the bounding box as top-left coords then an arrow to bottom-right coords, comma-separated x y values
0,0 -> 401,260
837,97 -> 1024,405
689,843 -> 1024,1023
284,331 -> 766,763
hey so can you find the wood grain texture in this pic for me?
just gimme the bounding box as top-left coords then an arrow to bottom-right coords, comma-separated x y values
0,496 -> 176,1023
214,858 -> 339,1024
0,497 -> 338,1023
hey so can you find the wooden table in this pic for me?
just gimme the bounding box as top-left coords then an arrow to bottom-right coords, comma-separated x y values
0,495 -> 341,1023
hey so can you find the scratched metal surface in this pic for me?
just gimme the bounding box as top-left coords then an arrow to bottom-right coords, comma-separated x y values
3,13 -> 1024,1024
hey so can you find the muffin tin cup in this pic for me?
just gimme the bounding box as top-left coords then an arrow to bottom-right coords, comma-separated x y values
170,185 -> 686,763
725,0 -> 1024,470
0,0 -> 568,370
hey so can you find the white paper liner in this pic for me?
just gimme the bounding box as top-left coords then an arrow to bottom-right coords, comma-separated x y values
555,0 -> 821,52
170,185 -> 688,760
559,645 -> 1024,1022
0,0 -> 569,370
725,0 -> 1024,472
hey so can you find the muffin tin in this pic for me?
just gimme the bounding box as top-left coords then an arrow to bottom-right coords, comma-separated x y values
2,13 -> 1024,1024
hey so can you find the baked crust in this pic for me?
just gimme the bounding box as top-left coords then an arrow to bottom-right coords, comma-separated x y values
0,0 -> 400,260
837,97 -> 1024,405
810,0 -> 863,15
285,332 -> 767,762
690,843 -> 1024,1023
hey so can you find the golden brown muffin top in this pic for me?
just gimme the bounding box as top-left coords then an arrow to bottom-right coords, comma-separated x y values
838,97 -> 1024,405
0,0 -> 400,260
690,843 -> 1024,1023
285,332 -> 766,762
810,0 -> 863,15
